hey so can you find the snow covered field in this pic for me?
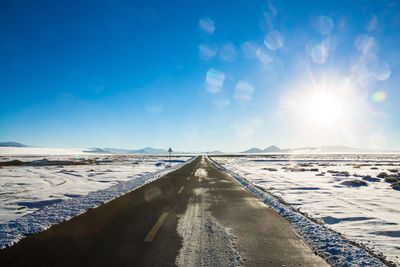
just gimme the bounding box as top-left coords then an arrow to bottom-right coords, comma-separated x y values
0,151 -> 190,247
213,154 -> 400,266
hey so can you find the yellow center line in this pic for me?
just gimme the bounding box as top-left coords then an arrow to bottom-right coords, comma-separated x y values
177,186 -> 184,194
144,212 -> 169,242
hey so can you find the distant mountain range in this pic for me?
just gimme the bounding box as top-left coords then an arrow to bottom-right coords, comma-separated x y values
84,147 -> 169,154
0,142 -> 28,147
241,145 -> 400,154
1,141 -> 399,154
242,145 -> 282,154
0,142 -> 170,155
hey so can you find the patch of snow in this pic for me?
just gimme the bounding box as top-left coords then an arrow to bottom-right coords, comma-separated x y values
0,147 -> 88,155
195,168 -> 208,179
0,155 -> 193,249
176,188 -> 242,267
209,156 -> 393,267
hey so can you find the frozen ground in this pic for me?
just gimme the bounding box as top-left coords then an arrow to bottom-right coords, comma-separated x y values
0,147 -> 87,155
0,151 -> 190,248
214,154 -> 400,266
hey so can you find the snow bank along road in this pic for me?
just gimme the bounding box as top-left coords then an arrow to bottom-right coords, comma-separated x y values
0,156 -> 327,266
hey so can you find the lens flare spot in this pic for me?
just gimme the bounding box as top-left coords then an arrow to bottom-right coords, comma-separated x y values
241,41 -> 258,59
234,82 -> 254,102
256,47 -> 273,66
264,30 -> 285,50
371,61 -> 391,81
366,15 -> 378,32
312,16 -> 334,35
198,17 -> 215,34
306,38 -> 333,64
205,68 -> 225,93
218,43 -> 237,62
354,34 -> 376,54
199,42 -> 218,60
351,53 -> 391,83
372,91 -> 387,103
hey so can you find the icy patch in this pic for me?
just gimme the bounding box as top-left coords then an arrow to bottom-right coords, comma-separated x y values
195,168 -> 208,180
0,157 -> 194,249
209,157 -> 387,267
176,190 -> 242,267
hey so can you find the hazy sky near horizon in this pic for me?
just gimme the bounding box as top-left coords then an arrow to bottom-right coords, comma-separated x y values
1,0 -> 399,152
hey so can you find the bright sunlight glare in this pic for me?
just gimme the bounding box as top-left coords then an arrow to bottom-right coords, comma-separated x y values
278,71 -> 367,140
303,91 -> 343,128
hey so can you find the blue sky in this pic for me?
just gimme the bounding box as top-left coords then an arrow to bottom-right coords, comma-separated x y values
1,0 -> 399,151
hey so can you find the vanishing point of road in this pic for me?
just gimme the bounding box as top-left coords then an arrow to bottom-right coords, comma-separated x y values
0,156 -> 328,266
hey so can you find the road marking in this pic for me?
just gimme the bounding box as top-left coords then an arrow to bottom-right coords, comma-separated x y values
144,212 -> 169,242
186,177 -> 190,181
177,186 -> 184,194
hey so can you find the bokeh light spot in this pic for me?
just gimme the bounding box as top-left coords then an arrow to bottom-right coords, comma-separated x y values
199,42 -> 218,60
205,68 -> 225,93
351,53 -> 392,84
241,41 -> 258,59
264,30 -> 285,50
354,34 -> 376,54
256,47 -> 273,66
312,16 -> 334,35
371,61 -> 391,81
198,17 -> 215,34
366,15 -> 378,32
234,82 -> 254,102
372,91 -> 387,103
218,43 -> 237,62
305,37 -> 336,64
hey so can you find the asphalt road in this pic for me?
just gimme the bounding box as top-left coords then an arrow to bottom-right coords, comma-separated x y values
0,156 -> 328,266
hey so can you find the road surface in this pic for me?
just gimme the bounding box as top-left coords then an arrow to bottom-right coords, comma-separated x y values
0,156 -> 328,266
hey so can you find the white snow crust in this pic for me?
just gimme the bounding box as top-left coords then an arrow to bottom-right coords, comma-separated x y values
211,155 -> 400,266
0,154 -> 192,248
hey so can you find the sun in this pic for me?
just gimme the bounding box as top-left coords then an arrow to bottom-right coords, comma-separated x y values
279,71 -> 361,136
303,91 -> 343,128
277,70 -> 375,146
